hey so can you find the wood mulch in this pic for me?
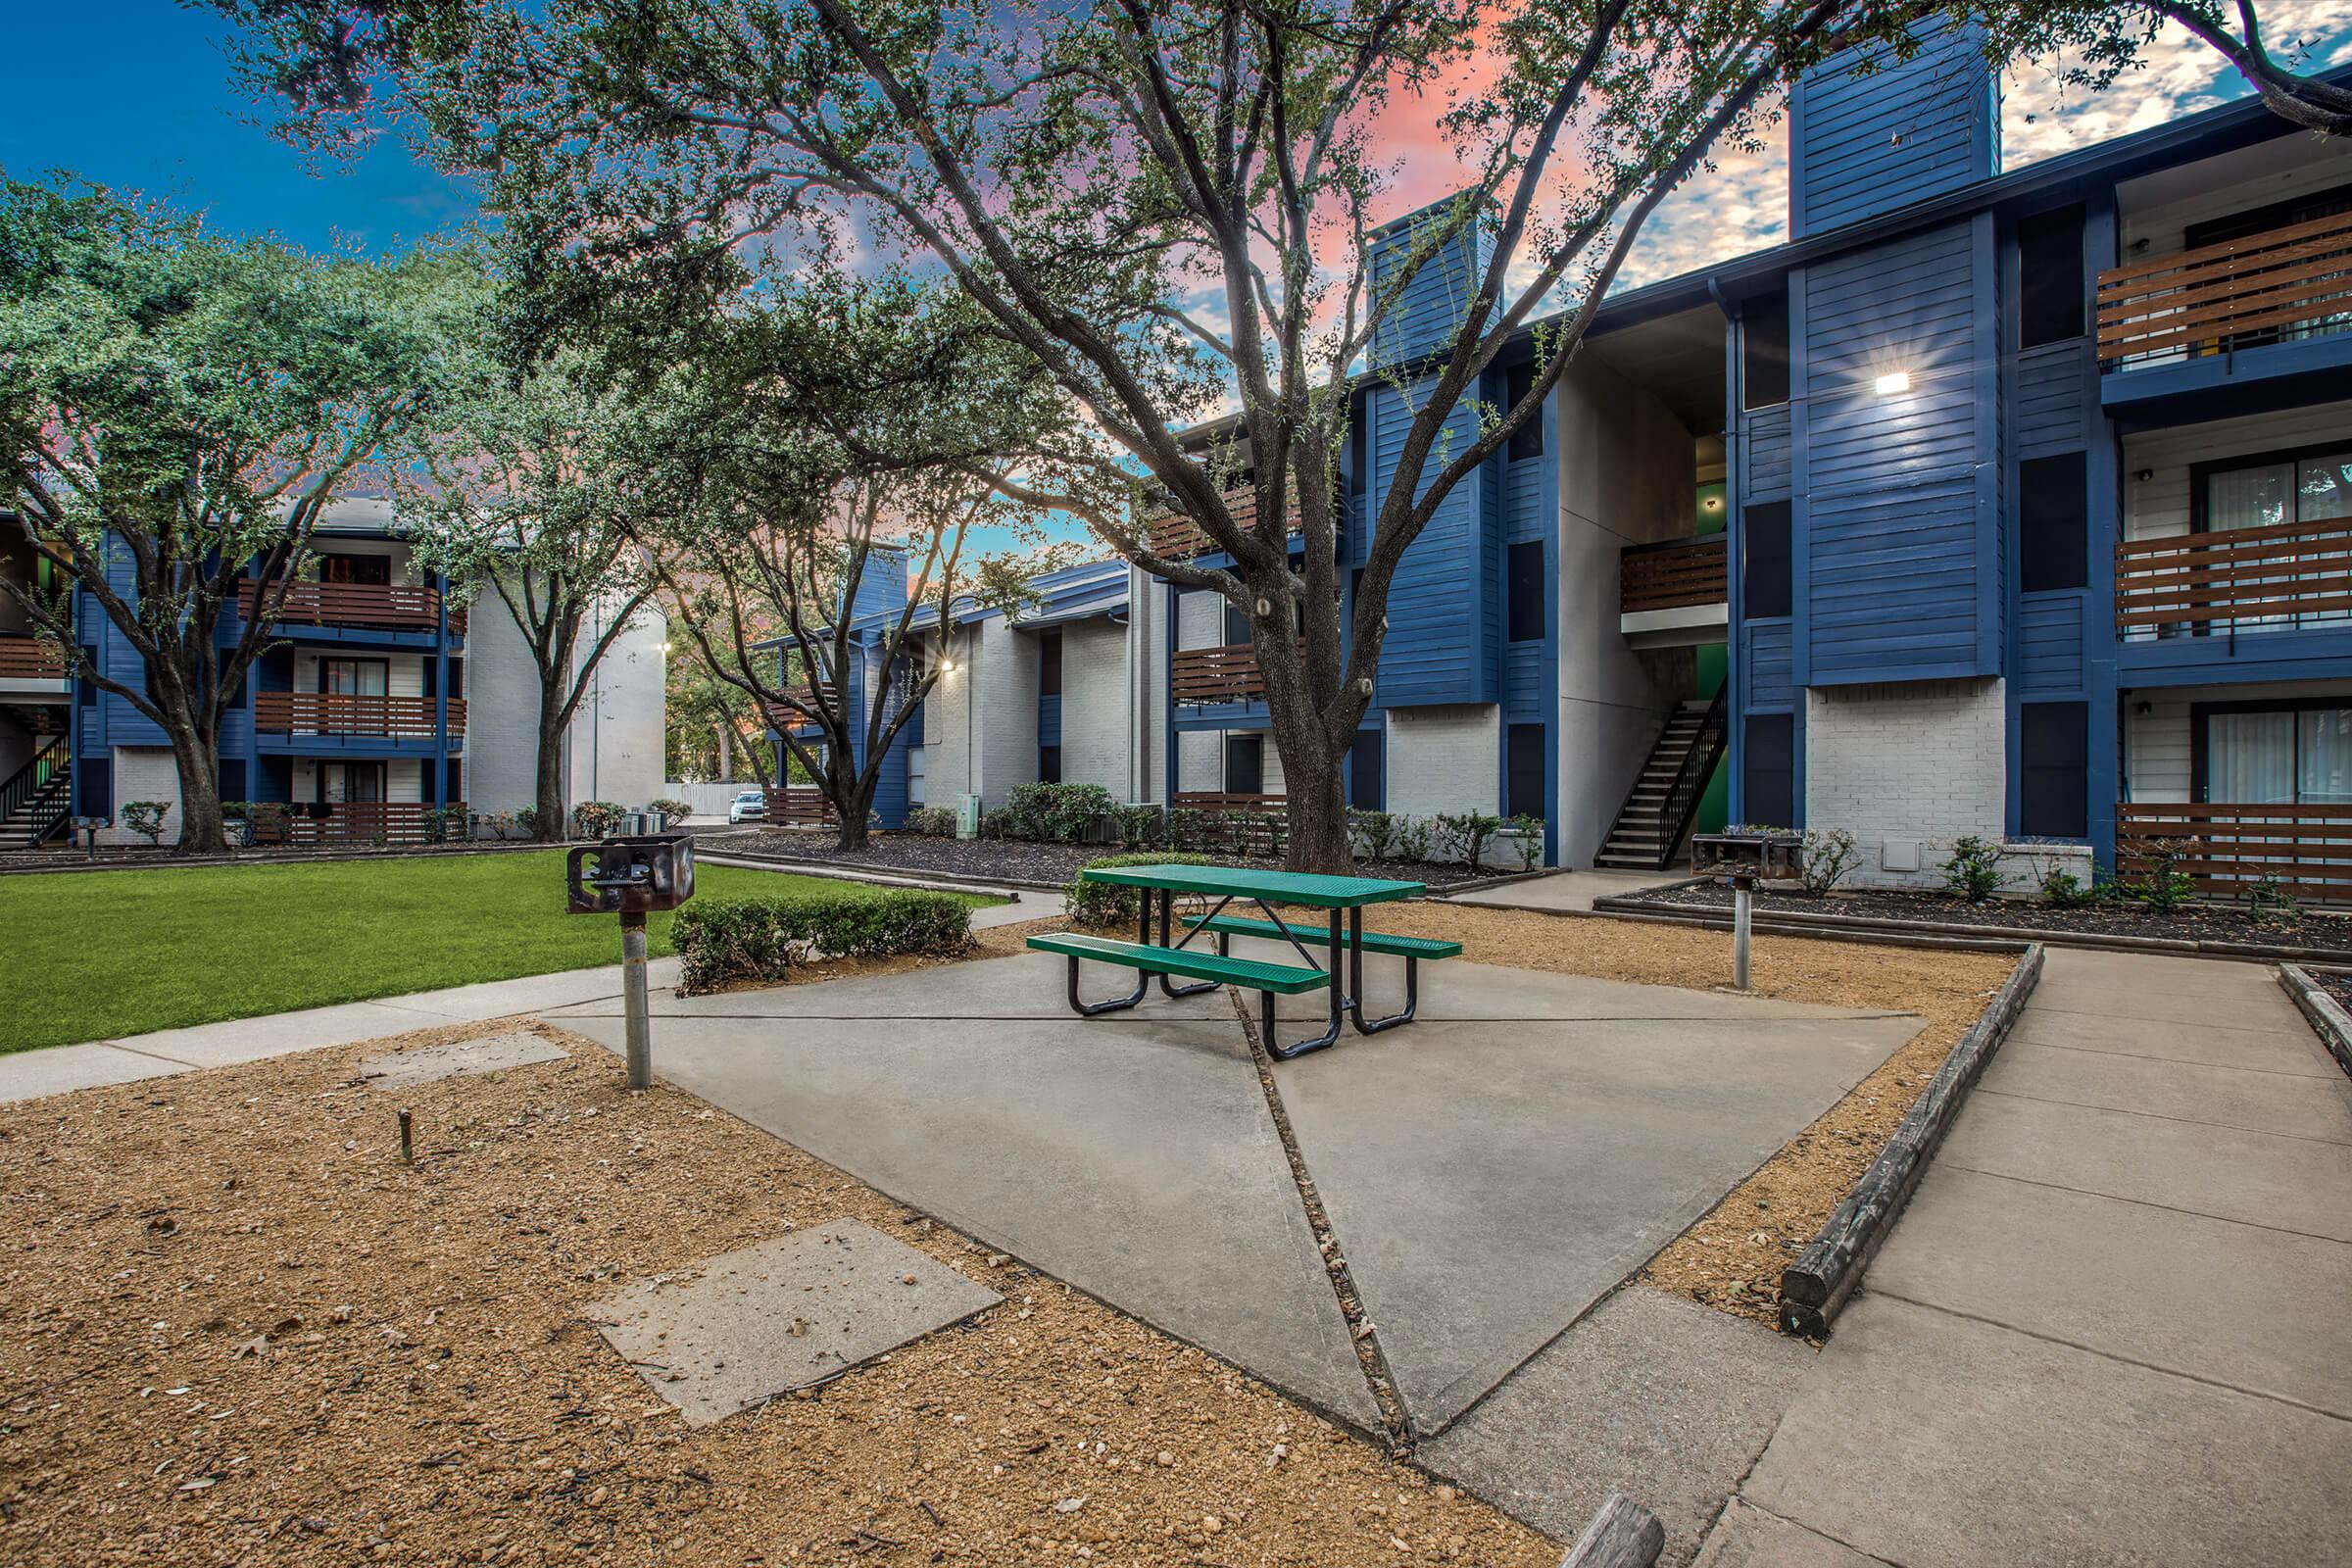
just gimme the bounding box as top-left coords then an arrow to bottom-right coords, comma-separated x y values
720,832 -> 1489,888
0,1010 -> 1551,1568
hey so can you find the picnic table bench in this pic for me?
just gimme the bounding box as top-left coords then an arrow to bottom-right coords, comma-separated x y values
1026,862 -> 1458,1058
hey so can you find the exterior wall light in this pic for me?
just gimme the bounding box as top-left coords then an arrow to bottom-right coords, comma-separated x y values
1874,370 -> 1911,396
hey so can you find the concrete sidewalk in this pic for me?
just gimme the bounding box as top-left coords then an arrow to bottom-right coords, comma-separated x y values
0,892 -> 1056,1105
1448,867 -> 1683,912
1702,948 -> 2352,1567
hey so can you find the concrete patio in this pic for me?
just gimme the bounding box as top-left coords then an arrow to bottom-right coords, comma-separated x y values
550,945 -> 1925,1557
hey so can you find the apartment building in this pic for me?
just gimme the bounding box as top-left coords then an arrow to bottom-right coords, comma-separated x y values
2,500 -> 666,847
785,30 -> 2352,893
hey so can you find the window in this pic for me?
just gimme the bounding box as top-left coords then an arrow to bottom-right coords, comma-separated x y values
1224,600 -> 1250,648
1505,359 -> 1544,461
1506,723 -> 1546,820
1038,629 -> 1062,697
1224,733 -> 1264,795
2018,702 -> 2087,838
2198,702 -> 2352,805
2020,452 -> 2089,593
906,746 -> 926,806
1742,501 -> 1792,619
2183,181 -> 2352,354
1348,730 -> 1384,810
1742,290 -> 1789,410
319,761 -> 386,804
318,553 -> 391,586
77,646 -> 97,707
1743,713 -> 1794,828
1507,540 -> 1544,643
1038,745 -> 1062,784
2017,205 -> 2085,349
319,658 -> 388,696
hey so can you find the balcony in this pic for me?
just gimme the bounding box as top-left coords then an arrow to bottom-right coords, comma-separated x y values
761,786 -> 837,824
1143,484 -> 1305,561
255,691 -> 466,744
2118,802 -> 2352,903
2115,517 -> 2352,640
2096,211 -> 2352,414
249,801 -> 468,847
237,578 -> 466,638
0,633 -> 68,686
764,681 -> 839,730
1620,534 -> 1728,645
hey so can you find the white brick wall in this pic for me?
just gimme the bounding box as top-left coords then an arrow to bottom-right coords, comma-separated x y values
462,587 -> 668,815
1386,705 -> 1500,817
104,746 -> 181,846
973,617 -> 1038,808
1057,616 -> 1131,795
1176,589 -> 1226,653
1804,677 -> 2008,889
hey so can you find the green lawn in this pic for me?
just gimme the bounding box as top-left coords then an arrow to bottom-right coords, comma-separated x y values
0,852 -> 995,1054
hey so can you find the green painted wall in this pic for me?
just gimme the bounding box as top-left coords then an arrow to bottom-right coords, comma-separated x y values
1695,640 -> 1729,834
1695,480 -> 1727,537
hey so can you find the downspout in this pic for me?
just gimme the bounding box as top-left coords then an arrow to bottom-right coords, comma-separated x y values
1707,272 -> 1743,829
432,569 -> 450,812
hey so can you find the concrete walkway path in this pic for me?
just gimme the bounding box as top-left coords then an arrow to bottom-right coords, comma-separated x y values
0,891 -> 1056,1105
1702,948 -> 2352,1568
1449,867 -> 1685,912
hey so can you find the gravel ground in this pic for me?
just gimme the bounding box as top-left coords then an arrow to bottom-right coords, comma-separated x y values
1615,879 -> 2352,954
724,830 -> 1489,888
0,1000 -> 1551,1568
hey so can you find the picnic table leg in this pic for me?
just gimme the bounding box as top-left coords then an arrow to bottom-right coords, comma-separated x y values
1155,885 -> 1223,999
1060,886 -> 1153,1016
1347,905 -> 1420,1034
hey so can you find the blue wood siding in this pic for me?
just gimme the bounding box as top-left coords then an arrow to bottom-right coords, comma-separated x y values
1789,22 -> 1997,238
1038,692 -> 1063,748
1800,220 -> 2000,683
1367,378 -> 1497,708
2013,342 -> 2093,456
1368,196 -> 1494,369
1742,406 -> 1792,501
1741,621 -> 1794,711
2016,591 -> 2087,693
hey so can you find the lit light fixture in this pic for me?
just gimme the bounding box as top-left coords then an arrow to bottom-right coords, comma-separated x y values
939,659 -> 956,673
1874,369 -> 1911,396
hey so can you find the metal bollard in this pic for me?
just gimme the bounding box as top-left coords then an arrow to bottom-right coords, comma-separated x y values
620,911 -> 653,1091
1731,874 -> 1754,991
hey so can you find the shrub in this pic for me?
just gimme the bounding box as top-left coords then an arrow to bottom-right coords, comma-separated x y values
1003,781 -> 1116,843
1434,811 -> 1505,869
572,800 -> 627,839
2037,867 -> 2092,907
2122,834 -> 2198,914
906,806 -> 958,836
648,797 -> 694,826
1065,851 -> 1215,928
1166,807 -> 1215,852
2246,869 -> 2302,924
1505,813 -> 1545,871
422,806 -> 470,845
1393,815 -> 1436,862
1940,835 -> 2005,904
1796,826 -> 1861,897
120,801 -> 170,847
1348,808 -> 1397,860
978,807 -> 1014,840
673,889 -> 974,993
1112,803 -> 1164,847
514,805 -> 547,839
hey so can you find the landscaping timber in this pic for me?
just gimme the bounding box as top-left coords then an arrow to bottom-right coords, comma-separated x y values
2277,963 -> 2352,1079
1559,1493 -> 1665,1568
1778,945 -> 2045,1338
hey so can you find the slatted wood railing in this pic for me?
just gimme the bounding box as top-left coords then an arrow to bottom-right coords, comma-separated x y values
2117,802 -> 2352,902
1621,535 -> 1729,614
1144,485 -> 1305,560
763,786 -> 838,824
274,801 -> 466,846
2096,209 -> 2352,368
1170,641 -> 1308,706
0,634 -> 68,679
254,691 -> 466,741
2113,517 -> 2352,636
238,578 -> 465,635
764,684 -> 840,728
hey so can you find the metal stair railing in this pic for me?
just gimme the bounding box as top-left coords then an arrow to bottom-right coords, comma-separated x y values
0,735 -> 70,844
1642,687 -> 1729,870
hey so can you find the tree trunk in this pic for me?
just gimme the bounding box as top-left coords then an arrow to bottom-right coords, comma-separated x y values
535,700 -> 568,843
1278,740 -> 1351,874
166,717 -> 228,856
830,752 -> 874,852
714,720 -> 731,782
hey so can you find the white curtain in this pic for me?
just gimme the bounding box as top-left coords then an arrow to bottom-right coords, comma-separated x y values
2207,711 -> 2294,803
2298,709 -> 2352,806
2206,462 -> 2294,631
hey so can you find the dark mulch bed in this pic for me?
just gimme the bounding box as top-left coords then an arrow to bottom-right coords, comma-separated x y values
716,829 -> 1488,887
2313,970 -> 2352,1015
1614,879 -> 2352,955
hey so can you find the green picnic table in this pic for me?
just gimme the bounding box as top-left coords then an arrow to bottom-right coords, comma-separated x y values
1027,862 -> 1460,1058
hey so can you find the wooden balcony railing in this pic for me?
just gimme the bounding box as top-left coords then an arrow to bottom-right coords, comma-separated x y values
2114,516 -> 2352,637
258,801 -> 467,847
1143,484 -> 1306,560
237,578 -> 466,636
1172,792 -> 1286,811
2118,802 -> 2352,903
0,634 -> 68,680
255,691 -> 466,741
762,786 -> 837,824
1621,534 -> 1729,614
1172,641 -> 1306,706
2096,209 -> 2352,368
764,683 -> 840,728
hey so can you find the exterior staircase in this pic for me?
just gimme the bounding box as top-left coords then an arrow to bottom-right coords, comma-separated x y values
0,736 -> 70,849
1593,691 -> 1729,870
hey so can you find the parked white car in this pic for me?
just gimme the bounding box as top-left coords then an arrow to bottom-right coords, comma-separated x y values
727,789 -> 767,825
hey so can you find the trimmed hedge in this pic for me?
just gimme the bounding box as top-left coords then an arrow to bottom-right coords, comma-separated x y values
1065,852 -> 1214,928
673,889 -> 974,993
